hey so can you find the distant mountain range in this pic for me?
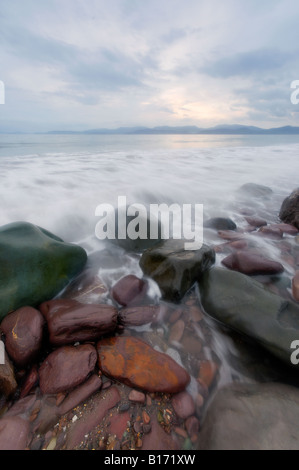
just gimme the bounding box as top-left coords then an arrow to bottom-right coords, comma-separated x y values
46,124 -> 299,135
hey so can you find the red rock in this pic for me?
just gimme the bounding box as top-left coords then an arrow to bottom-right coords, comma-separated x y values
20,365 -> 39,398
111,275 -> 147,306
269,223 -> 298,235
128,389 -> 146,403
198,360 -> 218,389
244,216 -> 267,228
292,271 -> 299,301
0,307 -> 44,367
118,305 -> 159,327
39,299 -> 117,345
65,386 -> 121,449
39,344 -> 97,395
185,415 -> 200,437
0,416 -> 31,450
218,230 -> 245,241
97,336 -> 190,394
221,251 -> 284,275
142,412 -> 179,450
58,374 -> 102,416
171,391 -> 195,419
169,319 -> 185,343
256,226 -> 283,239
108,411 -> 130,440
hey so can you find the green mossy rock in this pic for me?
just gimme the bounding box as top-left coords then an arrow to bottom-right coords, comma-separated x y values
0,222 -> 87,321
198,267 -> 299,366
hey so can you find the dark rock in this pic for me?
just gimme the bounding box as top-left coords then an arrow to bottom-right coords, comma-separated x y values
0,416 -> 31,450
238,183 -> 273,198
221,251 -> 284,275
111,275 -> 147,306
39,299 -> 118,345
204,217 -> 237,231
118,305 -> 159,327
0,353 -> 17,398
197,382 -> 299,450
97,336 -> 190,393
198,267 -> 299,365
140,239 -> 215,302
39,344 -> 97,394
279,188 -> 299,229
171,391 -> 195,419
0,222 -> 87,321
0,307 -> 45,366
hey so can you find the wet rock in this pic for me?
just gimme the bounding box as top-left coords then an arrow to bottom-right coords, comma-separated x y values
270,223 -> 298,235
218,231 -> 245,241
65,386 -> 121,449
58,374 -> 102,416
185,416 -> 200,439
171,391 -> 195,420
0,353 -> 17,398
142,412 -> 179,450
20,365 -> 39,399
244,216 -> 267,228
39,299 -> 118,345
292,271 -> 299,301
198,267 -> 299,365
198,360 -> 218,389
118,305 -> 159,327
221,251 -> 284,275
0,416 -> 31,450
39,344 -> 97,394
279,188 -> 299,229
0,222 -> 87,321
204,217 -> 237,231
111,275 -> 147,306
237,183 -> 273,199
256,225 -> 283,239
169,319 -> 185,344
140,239 -> 215,302
128,389 -> 146,403
108,411 -> 130,440
60,269 -> 108,304
97,336 -> 190,393
0,307 -> 45,366
197,382 -> 299,450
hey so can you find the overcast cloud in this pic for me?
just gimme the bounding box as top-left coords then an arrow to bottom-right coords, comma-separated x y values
0,0 -> 299,131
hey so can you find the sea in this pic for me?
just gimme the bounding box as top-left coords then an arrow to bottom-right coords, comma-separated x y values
1,132 -> 299,392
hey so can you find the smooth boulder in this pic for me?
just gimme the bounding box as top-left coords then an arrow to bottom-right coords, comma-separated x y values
198,267 -> 299,365
0,222 -> 87,321
140,239 -> 215,302
39,299 -> 118,345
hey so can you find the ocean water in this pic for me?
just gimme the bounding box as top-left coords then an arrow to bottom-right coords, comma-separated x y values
1,133 -> 299,393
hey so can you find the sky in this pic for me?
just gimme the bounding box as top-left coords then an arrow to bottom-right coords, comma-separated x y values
1,0 -> 299,132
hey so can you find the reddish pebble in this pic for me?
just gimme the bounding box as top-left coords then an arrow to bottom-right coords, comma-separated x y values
292,271 -> 299,301
128,389 -> 146,403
